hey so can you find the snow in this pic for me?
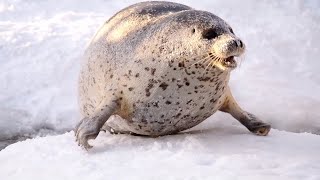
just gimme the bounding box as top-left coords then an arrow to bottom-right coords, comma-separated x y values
0,0 -> 320,179
1,121 -> 320,180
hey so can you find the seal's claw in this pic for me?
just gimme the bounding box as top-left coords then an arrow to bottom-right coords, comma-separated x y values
248,122 -> 271,136
253,124 -> 271,136
74,117 -> 101,150
78,135 -> 93,150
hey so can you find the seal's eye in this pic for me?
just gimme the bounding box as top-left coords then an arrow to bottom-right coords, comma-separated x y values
191,28 -> 196,34
202,28 -> 218,40
229,27 -> 234,34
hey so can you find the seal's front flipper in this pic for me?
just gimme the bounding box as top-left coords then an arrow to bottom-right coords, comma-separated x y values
236,113 -> 271,136
219,87 -> 271,136
75,97 -> 120,150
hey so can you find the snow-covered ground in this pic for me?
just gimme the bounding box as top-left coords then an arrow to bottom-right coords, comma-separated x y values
1,121 -> 320,180
0,0 -> 319,179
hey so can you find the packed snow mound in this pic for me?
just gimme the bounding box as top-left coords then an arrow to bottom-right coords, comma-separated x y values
0,0 -> 320,142
1,123 -> 320,180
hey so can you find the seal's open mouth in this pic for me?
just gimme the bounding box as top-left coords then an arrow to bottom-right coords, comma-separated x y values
222,56 -> 236,68
204,53 -> 238,71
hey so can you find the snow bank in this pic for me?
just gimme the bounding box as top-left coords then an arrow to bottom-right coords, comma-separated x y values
0,122 -> 319,180
0,0 -> 319,142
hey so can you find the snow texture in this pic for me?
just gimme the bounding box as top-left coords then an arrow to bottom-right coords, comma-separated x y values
0,0 -> 320,179
0,123 -> 320,180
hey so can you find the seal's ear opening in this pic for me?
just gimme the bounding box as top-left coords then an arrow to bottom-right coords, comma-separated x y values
202,28 -> 218,40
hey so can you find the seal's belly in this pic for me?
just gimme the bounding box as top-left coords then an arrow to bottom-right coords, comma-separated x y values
115,70 -> 229,136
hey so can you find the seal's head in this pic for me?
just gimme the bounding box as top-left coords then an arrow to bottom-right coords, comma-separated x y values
191,11 -> 246,71
207,31 -> 245,70
155,10 -> 246,71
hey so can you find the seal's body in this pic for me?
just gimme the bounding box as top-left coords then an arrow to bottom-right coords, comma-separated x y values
75,1 -> 271,149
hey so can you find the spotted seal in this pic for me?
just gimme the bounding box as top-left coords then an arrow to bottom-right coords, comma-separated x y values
75,1 -> 271,149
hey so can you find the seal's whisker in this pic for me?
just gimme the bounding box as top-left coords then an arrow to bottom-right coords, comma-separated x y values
209,61 -> 216,70
202,57 -> 213,66
202,53 -> 222,71
190,55 -> 211,67
207,61 -> 213,71
237,53 -> 245,69
190,56 -> 208,65
198,55 -> 212,62
213,56 -> 222,64
202,64 -> 211,77
201,56 -> 217,76
210,61 -> 219,71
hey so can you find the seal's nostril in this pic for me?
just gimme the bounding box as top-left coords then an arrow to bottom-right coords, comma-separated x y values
234,40 -> 243,48
239,40 -> 243,48
232,40 -> 239,47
